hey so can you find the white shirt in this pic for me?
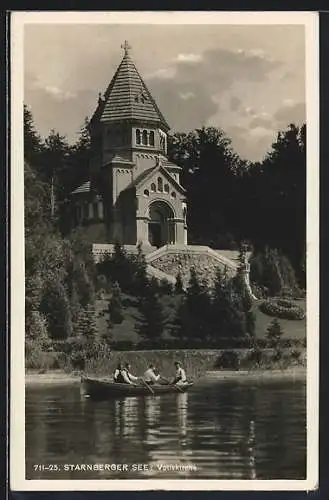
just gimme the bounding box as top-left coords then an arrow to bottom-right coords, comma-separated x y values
176,367 -> 187,382
144,368 -> 160,383
114,369 -> 138,384
126,370 -> 139,382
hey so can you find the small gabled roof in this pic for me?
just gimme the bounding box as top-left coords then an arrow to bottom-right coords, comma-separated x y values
90,42 -> 170,131
71,180 -> 91,195
131,163 -> 186,195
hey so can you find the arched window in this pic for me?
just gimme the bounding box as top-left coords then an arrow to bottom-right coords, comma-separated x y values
142,130 -> 148,145
157,177 -> 163,192
171,191 -> 176,199
164,184 -> 169,193
149,131 -> 155,146
144,189 -> 149,197
151,183 -> 156,192
136,129 -> 141,145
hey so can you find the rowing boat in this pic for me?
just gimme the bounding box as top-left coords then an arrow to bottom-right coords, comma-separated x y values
81,376 -> 193,399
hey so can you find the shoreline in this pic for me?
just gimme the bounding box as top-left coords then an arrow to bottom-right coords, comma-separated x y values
25,367 -> 306,386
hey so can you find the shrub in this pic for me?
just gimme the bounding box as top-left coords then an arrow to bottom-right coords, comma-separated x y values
272,349 -> 283,362
289,349 -> 303,365
260,297 -> 305,320
246,347 -> 263,366
25,340 -> 65,371
215,350 -> 240,370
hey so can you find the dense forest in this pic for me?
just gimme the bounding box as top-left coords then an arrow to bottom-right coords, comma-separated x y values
24,105 -> 306,369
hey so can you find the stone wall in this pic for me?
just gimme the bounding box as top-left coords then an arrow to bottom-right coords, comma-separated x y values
149,250 -> 237,288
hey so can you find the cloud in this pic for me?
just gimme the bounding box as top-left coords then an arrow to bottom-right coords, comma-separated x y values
44,85 -> 77,101
230,96 -> 242,111
175,53 -> 202,63
249,126 -> 275,138
25,83 -> 96,142
274,101 -> 306,128
180,92 -> 195,100
26,73 -> 78,102
226,124 -> 276,161
249,112 -> 274,129
249,48 -> 266,58
282,98 -> 296,107
147,46 -> 281,134
146,67 -> 176,80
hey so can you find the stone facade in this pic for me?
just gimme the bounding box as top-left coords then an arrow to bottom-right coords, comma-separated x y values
69,43 -> 187,248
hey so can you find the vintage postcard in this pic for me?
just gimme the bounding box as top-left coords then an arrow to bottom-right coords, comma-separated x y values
10,11 -> 319,491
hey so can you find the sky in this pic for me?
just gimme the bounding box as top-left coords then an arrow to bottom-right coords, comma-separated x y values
24,22 -> 306,161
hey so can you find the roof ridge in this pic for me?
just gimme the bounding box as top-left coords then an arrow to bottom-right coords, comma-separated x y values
124,53 -> 134,119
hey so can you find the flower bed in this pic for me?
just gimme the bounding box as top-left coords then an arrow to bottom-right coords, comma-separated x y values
259,298 -> 305,320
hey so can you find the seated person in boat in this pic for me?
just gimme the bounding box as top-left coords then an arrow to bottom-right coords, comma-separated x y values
171,361 -> 187,385
143,364 -> 161,385
113,363 -> 125,383
113,363 -> 139,385
123,363 -> 140,385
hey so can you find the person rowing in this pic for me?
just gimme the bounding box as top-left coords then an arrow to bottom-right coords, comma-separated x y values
143,364 -> 161,385
171,361 -> 187,385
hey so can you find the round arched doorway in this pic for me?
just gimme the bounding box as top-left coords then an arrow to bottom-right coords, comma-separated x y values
148,201 -> 175,247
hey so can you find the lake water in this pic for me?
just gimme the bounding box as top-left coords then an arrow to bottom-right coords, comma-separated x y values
26,378 -> 306,480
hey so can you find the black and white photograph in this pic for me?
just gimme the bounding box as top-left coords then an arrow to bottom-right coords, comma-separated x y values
10,11 -> 319,491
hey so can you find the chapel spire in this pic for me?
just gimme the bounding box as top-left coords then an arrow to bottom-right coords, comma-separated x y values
90,41 -> 170,131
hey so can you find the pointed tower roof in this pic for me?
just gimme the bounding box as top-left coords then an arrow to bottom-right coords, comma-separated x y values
91,41 -> 170,130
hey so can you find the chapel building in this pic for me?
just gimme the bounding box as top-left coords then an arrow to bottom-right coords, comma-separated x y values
70,41 -> 187,249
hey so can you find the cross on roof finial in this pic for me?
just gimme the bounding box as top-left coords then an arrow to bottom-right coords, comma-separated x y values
121,40 -> 131,56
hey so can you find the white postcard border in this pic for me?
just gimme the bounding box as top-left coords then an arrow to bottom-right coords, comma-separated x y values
10,10 -> 319,491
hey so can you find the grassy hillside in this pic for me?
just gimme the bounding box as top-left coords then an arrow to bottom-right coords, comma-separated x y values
96,294 -> 306,343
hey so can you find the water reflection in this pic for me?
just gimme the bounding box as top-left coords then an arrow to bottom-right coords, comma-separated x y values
177,392 -> 188,439
114,397 -> 139,437
26,379 -> 306,480
247,420 -> 256,480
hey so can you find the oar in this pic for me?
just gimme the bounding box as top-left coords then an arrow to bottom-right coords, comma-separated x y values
173,384 -> 185,393
140,378 -> 155,396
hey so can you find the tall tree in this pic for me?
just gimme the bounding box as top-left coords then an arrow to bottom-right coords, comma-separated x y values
66,117 -> 91,192
168,126 -> 243,247
171,268 -> 211,340
107,281 -> 124,327
248,124 -> 306,283
24,104 -> 44,165
41,129 -> 71,215
40,279 -> 72,340
210,270 -> 247,342
135,282 -> 166,341
266,318 -> 284,349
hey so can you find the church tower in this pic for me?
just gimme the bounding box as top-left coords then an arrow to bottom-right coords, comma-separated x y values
70,41 -> 187,248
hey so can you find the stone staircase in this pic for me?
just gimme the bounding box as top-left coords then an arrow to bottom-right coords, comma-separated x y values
145,244 -> 239,288
93,243 -> 240,289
